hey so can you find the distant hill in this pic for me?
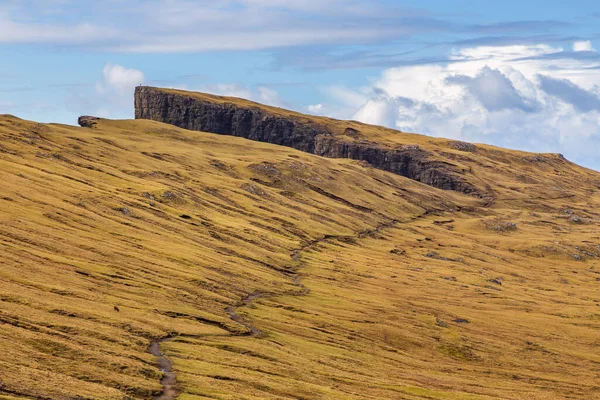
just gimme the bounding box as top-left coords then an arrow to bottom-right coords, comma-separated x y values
135,86 -> 597,202
0,90 -> 599,399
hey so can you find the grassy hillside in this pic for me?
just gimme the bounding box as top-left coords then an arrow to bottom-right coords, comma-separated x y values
0,114 -> 599,399
149,87 -> 596,202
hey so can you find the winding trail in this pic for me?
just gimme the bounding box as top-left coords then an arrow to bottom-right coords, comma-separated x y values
226,292 -> 264,336
149,339 -> 177,400
149,211 -> 431,399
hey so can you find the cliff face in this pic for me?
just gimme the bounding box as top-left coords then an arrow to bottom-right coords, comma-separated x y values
135,86 -> 480,196
135,86 -> 326,152
312,136 -> 478,194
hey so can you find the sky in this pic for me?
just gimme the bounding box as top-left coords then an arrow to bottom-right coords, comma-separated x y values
1,0 -> 600,170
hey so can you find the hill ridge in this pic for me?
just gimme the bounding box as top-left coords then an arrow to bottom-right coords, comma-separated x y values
133,86 -> 594,201
134,86 -> 484,196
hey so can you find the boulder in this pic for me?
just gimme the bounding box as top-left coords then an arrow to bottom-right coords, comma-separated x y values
78,116 -> 99,128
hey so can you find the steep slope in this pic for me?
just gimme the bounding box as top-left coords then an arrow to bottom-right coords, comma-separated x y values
1,111 -> 599,400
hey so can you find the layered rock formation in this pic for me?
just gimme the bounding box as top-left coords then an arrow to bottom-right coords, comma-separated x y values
134,86 -> 480,195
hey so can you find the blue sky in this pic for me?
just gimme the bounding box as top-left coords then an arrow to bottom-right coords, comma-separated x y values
1,0 -> 600,170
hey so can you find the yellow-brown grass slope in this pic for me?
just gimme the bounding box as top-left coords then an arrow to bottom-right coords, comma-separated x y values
0,114 -> 599,399
146,87 -> 595,202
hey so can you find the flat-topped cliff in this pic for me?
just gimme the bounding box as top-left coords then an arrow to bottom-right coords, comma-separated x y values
134,87 -> 586,203
134,86 -> 481,196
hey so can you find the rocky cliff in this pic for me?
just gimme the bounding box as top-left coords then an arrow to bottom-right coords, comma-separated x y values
134,86 -> 480,196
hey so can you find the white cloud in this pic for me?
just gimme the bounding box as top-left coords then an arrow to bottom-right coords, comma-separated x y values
0,16 -> 110,44
307,103 -> 323,114
0,0 -> 423,52
573,40 -> 595,52
315,43 -> 600,168
71,63 -> 145,119
354,90 -> 402,127
97,64 -> 145,95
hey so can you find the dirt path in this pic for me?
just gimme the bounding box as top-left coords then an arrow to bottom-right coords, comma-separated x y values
149,338 -> 178,400
148,212 -> 429,399
226,292 -> 264,336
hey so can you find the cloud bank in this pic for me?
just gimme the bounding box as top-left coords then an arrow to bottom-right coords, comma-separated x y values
0,0 -> 426,52
312,43 -> 600,169
0,0 -> 578,53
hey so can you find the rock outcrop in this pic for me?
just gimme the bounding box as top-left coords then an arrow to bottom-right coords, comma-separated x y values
78,116 -> 99,128
134,86 -> 480,196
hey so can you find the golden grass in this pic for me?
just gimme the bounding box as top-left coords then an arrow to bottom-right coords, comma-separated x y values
1,114 -> 599,399
156,87 -> 598,200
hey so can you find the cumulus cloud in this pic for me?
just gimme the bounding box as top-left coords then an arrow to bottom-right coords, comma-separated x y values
97,64 -> 145,95
354,89 -> 411,126
67,63 -> 144,119
538,75 -> 600,112
445,67 -> 540,112
316,42 -> 600,169
573,40 -> 595,52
